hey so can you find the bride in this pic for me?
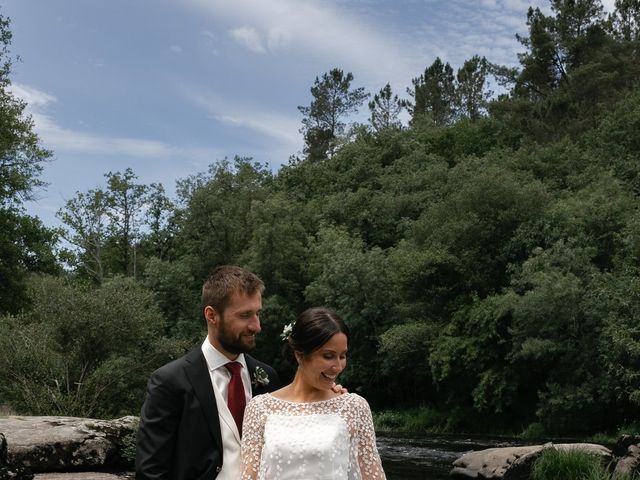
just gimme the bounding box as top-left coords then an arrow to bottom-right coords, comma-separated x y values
241,307 -> 386,480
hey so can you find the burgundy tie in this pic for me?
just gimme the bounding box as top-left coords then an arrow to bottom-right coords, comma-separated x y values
224,362 -> 246,435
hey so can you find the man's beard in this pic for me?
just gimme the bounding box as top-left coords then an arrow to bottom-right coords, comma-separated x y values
218,316 -> 256,354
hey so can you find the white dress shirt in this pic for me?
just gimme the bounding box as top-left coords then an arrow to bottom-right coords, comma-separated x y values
201,338 -> 253,480
201,338 -> 252,407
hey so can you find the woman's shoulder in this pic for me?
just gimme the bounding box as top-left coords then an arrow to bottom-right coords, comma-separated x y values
341,392 -> 372,410
343,392 -> 367,403
249,392 -> 271,405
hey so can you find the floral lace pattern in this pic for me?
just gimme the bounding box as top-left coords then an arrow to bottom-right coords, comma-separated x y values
241,393 -> 386,480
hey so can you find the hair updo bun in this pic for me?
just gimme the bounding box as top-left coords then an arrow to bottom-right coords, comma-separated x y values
282,307 -> 349,365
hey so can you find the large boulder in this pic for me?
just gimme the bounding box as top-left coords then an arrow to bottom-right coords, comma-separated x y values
1,431 -> 34,480
451,443 -> 613,480
613,443 -> 640,479
0,417 -> 137,474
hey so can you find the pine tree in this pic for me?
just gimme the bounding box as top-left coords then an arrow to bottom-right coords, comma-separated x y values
406,57 -> 455,126
368,83 -> 403,131
298,68 -> 369,161
454,55 -> 492,122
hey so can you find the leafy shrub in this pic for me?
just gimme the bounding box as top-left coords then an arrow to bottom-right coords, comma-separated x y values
522,422 -> 547,439
373,407 -> 449,433
0,274 -> 186,418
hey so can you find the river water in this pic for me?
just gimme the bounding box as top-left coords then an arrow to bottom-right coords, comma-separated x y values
377,433 -> 538,480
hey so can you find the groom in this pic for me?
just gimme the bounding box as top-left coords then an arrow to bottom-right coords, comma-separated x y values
136,265 -> 281,480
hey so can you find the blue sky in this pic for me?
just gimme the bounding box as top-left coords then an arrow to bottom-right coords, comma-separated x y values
2,0 -> 615,228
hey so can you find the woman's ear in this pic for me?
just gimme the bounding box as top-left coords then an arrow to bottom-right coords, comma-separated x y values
294,351 -> 303,365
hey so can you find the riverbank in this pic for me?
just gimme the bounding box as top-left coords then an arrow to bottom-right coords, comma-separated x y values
373,407 -> 640,444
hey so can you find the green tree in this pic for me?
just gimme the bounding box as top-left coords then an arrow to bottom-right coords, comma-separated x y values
245,192 -> 309,308
0,12 -> 58,313
142,257 -> 201,341
406,57 -> 455,126
0,275 -> 185,417
298,68 -> 369,161
611,0 -> 640,41
304,226 -> 396,403
455,55 -> 492,121
104,168 -> 149,278
368,83 -> 403,131
141,182 -> 177,260
57,188 -> 109,283
175,157 -> 273,281
514,1 -> 605,98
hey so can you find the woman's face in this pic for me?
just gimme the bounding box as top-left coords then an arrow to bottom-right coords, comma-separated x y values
297,332 -> 348,390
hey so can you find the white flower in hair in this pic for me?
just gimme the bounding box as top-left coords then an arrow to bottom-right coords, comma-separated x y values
280,322 -> 294,341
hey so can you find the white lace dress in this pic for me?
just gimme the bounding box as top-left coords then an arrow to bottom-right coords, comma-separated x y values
241,393 -> 386,480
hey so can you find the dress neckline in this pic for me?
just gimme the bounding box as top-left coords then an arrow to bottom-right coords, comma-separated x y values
266,392 -> 348,406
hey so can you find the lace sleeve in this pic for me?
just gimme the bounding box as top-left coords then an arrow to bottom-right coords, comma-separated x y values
354,395 -> 387,480
241,395 -> 267,480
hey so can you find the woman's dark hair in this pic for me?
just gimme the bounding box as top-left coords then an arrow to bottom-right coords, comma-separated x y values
284,307 -> 349,364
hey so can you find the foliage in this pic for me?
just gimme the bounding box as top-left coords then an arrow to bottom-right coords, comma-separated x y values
141,256 -> 202,341
454,55 -> 492,121
298,68 -> 369,160
373,407 -> 451,434
368,83 -> 404,131
0,275 -> 185,418
174,156 -> 273,282
57,188 -> 110,283
0,12 -> 58,314
6,0 -> 640,435
406,57 -> 456,126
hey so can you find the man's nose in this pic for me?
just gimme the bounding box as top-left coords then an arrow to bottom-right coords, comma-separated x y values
248,314 -> 261,333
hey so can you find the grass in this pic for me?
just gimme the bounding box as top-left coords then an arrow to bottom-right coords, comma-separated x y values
532,448 -> 608,480
585,422 -> 640,445
532,448 -> 640,480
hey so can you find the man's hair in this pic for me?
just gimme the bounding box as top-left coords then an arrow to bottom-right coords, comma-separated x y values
201,265 -> 265,314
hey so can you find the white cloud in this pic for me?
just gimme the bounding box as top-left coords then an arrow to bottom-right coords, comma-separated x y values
10,83 -> 219,162
183,0 -> 422,90
9,83 -> 57,108
184,87 -> 301,149
169,45 -> 183,53
32,110 -> 217,161
201,30 -> 221,55
230,26 -> 267,53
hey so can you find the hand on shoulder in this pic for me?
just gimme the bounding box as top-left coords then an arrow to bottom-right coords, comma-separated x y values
331,383 -> 348,395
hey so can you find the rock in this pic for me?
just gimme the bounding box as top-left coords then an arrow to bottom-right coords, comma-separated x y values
1,434 -> 6,466
615,435 -> 640,456
451,445 -> 544,479
613,444 -> 640,479
0,465 -> 34,480
451,443 -> 613,480
0,416 -> 138,474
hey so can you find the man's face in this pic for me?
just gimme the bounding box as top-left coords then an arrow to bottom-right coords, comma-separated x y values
209,290 -> 262,359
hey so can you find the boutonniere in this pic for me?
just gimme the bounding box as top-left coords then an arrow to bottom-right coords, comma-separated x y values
252,366 -> 270,388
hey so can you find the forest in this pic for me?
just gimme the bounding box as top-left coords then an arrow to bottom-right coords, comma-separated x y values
1,0 -> 640,437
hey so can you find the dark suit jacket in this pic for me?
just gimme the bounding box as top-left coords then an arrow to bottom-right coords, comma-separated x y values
135,347 -> 280,480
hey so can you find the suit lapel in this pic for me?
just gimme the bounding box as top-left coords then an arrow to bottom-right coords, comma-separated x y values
246,355 -> 258,396
246,355 -> 268,396
183,348 -> 223,450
